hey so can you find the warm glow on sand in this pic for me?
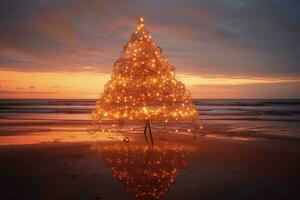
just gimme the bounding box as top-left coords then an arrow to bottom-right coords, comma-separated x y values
0,131 -> 124,146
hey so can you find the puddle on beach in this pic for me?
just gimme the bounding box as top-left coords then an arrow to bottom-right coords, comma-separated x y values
90,137 -> 199,200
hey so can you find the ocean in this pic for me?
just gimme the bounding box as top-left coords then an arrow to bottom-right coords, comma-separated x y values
0,99 -> 300,140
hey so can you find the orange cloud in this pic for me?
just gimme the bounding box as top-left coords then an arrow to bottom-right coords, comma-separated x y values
178,74 -> 300,86
0,70 -> 110,99
1,70 -> 299,99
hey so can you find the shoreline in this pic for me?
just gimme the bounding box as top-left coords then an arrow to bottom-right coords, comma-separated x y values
1,120 -> 300,146
1,135 -> 299,199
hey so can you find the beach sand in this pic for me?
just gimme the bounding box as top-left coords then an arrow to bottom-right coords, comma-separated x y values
0,130 -> 300,200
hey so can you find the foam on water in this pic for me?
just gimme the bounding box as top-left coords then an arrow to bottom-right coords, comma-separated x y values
0,99 -> 300,140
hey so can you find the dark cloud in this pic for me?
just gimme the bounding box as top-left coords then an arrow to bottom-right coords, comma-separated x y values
0,89 -> 17,94
0,0 -> 299,77
203,0 -> 300,74
0,89 -> 54,95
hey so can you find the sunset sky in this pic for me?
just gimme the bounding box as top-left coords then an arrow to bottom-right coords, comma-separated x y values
0,0 -> 299,99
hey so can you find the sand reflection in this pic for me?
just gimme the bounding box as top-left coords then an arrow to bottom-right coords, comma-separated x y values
91,139 -> 198,200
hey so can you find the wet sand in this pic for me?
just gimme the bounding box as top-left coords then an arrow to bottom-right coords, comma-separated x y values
0,132 -> 300,200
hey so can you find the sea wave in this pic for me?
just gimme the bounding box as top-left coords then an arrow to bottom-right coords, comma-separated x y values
0,98 -> 299,142
0,99 -> 299,123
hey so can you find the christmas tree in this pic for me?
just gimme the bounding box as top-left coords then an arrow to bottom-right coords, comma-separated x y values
90,17 -> 201,138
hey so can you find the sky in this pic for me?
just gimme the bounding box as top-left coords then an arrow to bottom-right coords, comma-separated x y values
0,0 -> 299,99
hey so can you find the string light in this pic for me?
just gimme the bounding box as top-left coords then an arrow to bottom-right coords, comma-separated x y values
91,17 -> 200,132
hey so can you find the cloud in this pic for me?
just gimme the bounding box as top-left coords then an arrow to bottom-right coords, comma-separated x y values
178,73 -> 300,86
0,89 -> 55,95
190,82 -> 300,99
0,0 -> 299,78
0,69 -> 299,99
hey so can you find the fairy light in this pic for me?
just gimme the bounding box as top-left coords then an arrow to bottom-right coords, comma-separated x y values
91,17 -> 200,131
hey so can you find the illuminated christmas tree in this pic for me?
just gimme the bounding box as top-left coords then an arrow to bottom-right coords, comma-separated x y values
90,17 -> 201,140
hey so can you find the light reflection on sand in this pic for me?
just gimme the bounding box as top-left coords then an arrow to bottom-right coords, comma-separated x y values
0,128 -> 255,146
0,131 -> 124,146
91,141 -> 199,200
205,134 -> 255,141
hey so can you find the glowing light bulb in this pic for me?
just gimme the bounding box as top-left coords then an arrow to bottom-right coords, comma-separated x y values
143,106 -> 148,113
139,17 -> 144,23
